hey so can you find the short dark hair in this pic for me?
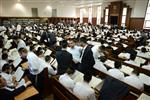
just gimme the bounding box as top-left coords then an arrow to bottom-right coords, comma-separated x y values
130,53 -> 137,60
100,56 -> 107,62
2,48 -> 8,53
61,40 -> 68,48
114,61 -> 122,69
18,48 -> 28,53
141,47 -> 146,53
83,74 -> 92,83
2,53 -> 8,60
2,63 -> 11,72
79,37 -> 87,44
45,55 -> 51,62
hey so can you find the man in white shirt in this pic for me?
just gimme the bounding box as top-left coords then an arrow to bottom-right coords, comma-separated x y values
91,45 -> 104,60
73,74 -> 96,100
94,56 -> 107,73
124,69 -> 144,90
108,61 -> 124,80
18,48 -> 46,93
59,68 -> 75,91
67,39 -> 82,69
14,36 -> 26,50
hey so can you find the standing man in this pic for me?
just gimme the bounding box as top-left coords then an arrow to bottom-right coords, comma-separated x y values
78,37 -> 95,74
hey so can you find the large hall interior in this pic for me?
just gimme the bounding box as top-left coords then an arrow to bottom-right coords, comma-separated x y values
0,0 -> 150,100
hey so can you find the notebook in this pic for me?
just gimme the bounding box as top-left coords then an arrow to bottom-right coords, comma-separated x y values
13,57 -> 22,68
120,65 -> 134,75
104,60 -> 115,68
44,49 -> 52,56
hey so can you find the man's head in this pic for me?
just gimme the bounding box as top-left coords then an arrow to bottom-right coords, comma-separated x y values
18,48 -> 28,58
78,37 -> 87,47
114,61 -> 122,69
0,75 -> 7,89
60,40 -> 68,49
83,74 -> 92,83
68,39 -> 75,48
45,55 -> 51,63
2,63 -> 12,74
2,53 -> 8,61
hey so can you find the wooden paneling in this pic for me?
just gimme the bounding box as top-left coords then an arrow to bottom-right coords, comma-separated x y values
92,17 -> 97,25
129,18 -> 144,30
83,18 -> 88,23
48,17 -> 77,24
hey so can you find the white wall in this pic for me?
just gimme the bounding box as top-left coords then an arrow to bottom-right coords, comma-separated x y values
0,0 -> 76,17
56,6 -> 76,17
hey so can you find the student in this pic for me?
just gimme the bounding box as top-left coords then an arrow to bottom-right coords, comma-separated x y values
56,40 -> 73,75
44,55 -> 57,75
78,37 -> 95,74
94,56 -> 107,73
108,61 -> 125,80
14,36 -> 26,50
67,39 -> 82,69
1,63 -> 15,87
0,53 -> 8,72
18,48 -> 46,93
59,68 -> 75,91
73,74 -> 96,100
124,69 -> 144,90
0,75 -> 31,100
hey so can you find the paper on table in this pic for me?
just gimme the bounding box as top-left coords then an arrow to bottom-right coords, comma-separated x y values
118,53 -> 130,60
134,57 -> 146,66
120,65 -> 134,75
13,67 -> 24,82
137,93 -> 150,100
104,60 -> 115,68
44,49 -> 52,56
13,57 -> 22,68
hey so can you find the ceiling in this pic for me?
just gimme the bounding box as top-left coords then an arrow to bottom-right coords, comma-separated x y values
5,0 -> 123,6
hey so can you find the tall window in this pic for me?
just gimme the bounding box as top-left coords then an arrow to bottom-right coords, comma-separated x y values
105,8 -> 109,24
80,8 -> 83,23
88,7 -> 92,23
97,6 -> 102,25
121,7 -> 127,26
144,0 -> 150,29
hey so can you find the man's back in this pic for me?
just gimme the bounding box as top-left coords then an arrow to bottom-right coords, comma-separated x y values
56,50 -> 72,74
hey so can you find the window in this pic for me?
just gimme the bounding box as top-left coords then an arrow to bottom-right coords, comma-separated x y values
88,7 -> 92,23
121,7 -> 127,26
80,8 -> 83,23
105,8 -> 109,24
144,0 -> 150,29
97,6 -> 102,25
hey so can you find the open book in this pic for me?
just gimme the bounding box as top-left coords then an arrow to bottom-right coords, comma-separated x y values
13,67 -> 24,82
73,71 -> 103,89
16,79 -> 25,89
51,59 -> 58,69
44,49 -> 52,56
13,57 -> 22,68
104,60 -> 115,68
118,53 -> 130,60
134,57 -> 146,66
137,93 -> 150,100
120,65 -> 134,75
9,48 -> 20,60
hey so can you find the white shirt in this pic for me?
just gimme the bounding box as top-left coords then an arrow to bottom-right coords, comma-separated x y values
142,64 -> 150,71
59,73 -> 75,91
73,81 -> 96,100
27,52 -> 45,75
67,46 -> 82,62
91,45 -> 101,60
44,61 -> 56,75
124,74 -> 144,90
0,60 -> 7,72
17,39 -> 26,50
1,72 -> 13,87
94,60 -> 107,73
108,68 -> 124,80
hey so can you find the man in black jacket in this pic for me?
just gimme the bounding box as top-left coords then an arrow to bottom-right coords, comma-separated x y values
78,37 -> 95,74
56,40 -> 73,75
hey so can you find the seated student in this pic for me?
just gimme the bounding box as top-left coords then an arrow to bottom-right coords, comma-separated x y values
98,76 -> 128,100
108,61 -> 124,80
124,69 -> 144,90
142,60 -> 150,71
56,40 -> 73,75
124,52 -> 140,66
44,55 -> 56,75
73,74 -> 96,100
1,63 -> 17,87
0,75 -> 31,100
14,36 -> 26,50
94,56 -> 107,73
59,68 -> 75,91
0,53 -> 8,72
0,48 -> 9,59
137,47 -> 150,59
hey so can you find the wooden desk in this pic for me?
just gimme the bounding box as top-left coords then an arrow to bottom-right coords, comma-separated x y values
14,86 -> 39,100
